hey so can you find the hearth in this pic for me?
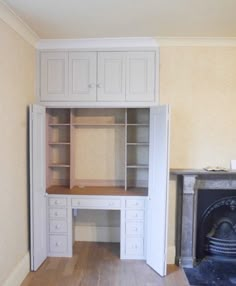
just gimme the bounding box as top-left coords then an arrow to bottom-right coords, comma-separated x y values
171,169 -> 236,268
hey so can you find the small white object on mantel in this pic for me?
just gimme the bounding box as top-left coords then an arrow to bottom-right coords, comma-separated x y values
230,160 -> 236,170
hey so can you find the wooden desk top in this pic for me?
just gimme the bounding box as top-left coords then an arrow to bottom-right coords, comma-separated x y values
47,185 -> 148,196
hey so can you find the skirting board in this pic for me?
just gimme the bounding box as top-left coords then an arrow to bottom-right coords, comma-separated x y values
74,225 -> 120,242
3,252 -> 30,286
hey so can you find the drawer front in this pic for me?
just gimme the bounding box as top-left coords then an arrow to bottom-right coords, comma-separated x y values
126,222 -> 144,236
71,198 -> 121,209
125,237 -> 144,256
49,220 -> 67,233
49,208 -> 67,219
48,197 -> 67,207
49,235 -> 67,253
126,210 -> 144,220
125,199 -> 145,209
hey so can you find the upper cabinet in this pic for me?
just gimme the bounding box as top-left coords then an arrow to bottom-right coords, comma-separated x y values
39,51 -> 157,104
41,52 -> 68,101
69,52 -> 97,101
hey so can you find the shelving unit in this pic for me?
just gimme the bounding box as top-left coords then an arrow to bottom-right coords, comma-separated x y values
46,109 -> 71,188
125,108 -> 149,190
46,107 -> 150,193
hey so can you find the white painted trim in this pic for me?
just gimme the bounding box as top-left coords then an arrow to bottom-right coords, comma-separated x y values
0,0 -> 38,47
3,252 -> 30,286
156,37 -> 236,47
167,245 -> 176,264
36,37 -> 236,50
37,37 -> 159,50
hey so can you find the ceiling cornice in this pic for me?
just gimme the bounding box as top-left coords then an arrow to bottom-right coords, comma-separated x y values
37,37 -> 236,50
0,0 -> 39,47
157,37 -> 236,47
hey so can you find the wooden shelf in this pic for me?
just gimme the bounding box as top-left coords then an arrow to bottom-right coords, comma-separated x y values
48,164 -> 70,168
126,142 -> 149,146
72,123 -> 125,127
47,185 -> 148,196
127,165 -> 149,169
48,123 -> 70,126
127,123 -> 149,126
49,142 -> 70,145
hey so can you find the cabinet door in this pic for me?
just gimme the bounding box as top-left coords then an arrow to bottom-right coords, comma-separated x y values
146,105 -> 170,276
69,52 -> 97,101
41,52 -> 68,101
126,52 -> 155,102
97,52 -> 126,101
30,104 -> 47,270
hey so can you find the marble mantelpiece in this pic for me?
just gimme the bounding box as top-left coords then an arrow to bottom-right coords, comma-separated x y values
171,169 -> 236,268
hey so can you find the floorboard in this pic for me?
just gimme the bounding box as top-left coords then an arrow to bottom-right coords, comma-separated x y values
21,242 -> 189,286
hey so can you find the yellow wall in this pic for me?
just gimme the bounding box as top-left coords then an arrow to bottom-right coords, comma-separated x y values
159,46 -> 236,262
0,19 -> 35,284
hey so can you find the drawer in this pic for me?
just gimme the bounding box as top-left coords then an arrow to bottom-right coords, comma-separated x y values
49,235 -> 67,253
125,199 -> 145,209
48,197 -> 67,207
49,208 -> 67,219
126,222 -> 144,236
71,198 -> 121,209
49,220 -> 67,233
125,237 -> 144,256
126,210 -> 144,220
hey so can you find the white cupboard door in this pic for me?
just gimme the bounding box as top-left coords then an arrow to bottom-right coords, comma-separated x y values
126,52 -> 155,102
69,52 -> 97,101
147,105 -> 170,276
30,104 -> 47,271
97,52 -> 126,101
41,52 -> 68,101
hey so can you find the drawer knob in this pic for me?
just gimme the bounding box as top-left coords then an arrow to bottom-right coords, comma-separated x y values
54,212 -> 58,216
55,200 -> 58,205
55,242 -> 61,246
55,225 -> 61,229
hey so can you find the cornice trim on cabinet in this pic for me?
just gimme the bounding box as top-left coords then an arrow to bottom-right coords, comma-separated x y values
36,37 -> 160,50
0,0 -> 39,47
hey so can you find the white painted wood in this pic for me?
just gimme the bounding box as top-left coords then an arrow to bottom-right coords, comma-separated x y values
146,105 -> 170,276
36,38 -> 159,50
97,52 -> 126,101
69,52 -> 97,101
30,104 -> 47,271
41,52 -> 68,101
126,52 -> 155,102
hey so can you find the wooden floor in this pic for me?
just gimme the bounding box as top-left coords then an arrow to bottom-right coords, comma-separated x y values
21,242 -> 189,286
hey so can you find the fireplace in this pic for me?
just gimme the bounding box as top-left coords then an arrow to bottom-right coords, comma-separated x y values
197,191 -> 236,260
171,170 -> 236,268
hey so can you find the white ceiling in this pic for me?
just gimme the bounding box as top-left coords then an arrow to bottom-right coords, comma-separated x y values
2,0 -> 236,39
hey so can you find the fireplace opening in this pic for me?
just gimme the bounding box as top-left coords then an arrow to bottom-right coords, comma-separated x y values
196,189 -> 236,261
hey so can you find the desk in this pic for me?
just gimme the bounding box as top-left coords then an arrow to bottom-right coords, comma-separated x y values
47,193 -> 147,260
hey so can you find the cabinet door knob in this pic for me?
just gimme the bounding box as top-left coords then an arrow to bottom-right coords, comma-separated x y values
88,83 -> 95,88
97,83 -> 102,88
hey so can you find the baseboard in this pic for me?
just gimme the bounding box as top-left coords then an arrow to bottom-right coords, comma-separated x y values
74,225 -> 120,242
3,252 -> 30,286
167,245 -> 176,264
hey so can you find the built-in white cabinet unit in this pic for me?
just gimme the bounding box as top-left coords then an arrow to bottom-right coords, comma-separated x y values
97,52 -> 126,101
69,52 -> 97,101
30,104 -> 169,276
39,51 -> 156,103
41,52 -> 68,101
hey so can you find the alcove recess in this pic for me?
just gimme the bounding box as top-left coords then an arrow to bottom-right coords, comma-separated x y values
46,108 -> 150,195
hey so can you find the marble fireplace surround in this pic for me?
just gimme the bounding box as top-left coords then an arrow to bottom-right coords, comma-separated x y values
171,169 -> 236,268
